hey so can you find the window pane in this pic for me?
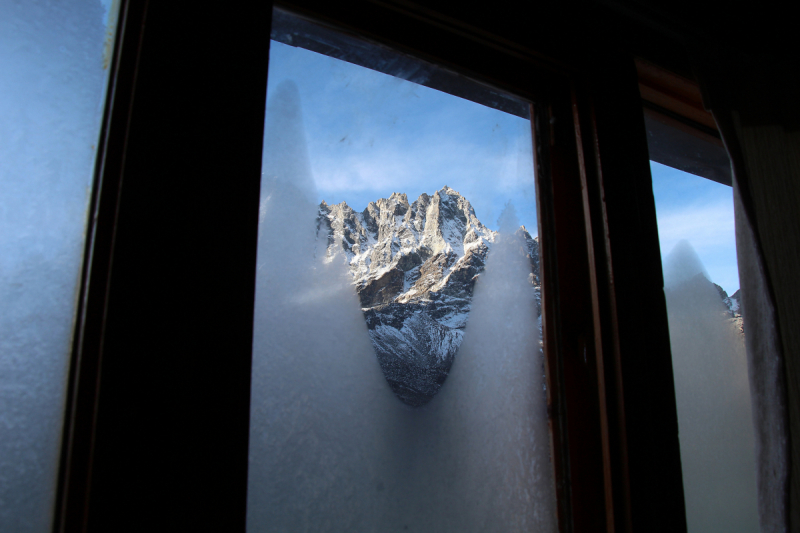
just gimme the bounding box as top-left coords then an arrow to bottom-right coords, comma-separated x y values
651,161 -> 758,533
248,17 -> 555,532
0,1 -> 119,531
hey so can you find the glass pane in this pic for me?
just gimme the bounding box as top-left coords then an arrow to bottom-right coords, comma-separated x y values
0,1 -> 119,531
651,161 -> 758,533
248,14 -> 555,532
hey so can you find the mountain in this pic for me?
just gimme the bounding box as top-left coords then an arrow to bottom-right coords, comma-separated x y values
715,284 -> 744,337
317,186 -> 541,406
316,187 -> 743,408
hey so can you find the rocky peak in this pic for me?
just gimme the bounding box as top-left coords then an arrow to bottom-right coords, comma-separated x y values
714,283 -> 742,318
317,187 -> 541,407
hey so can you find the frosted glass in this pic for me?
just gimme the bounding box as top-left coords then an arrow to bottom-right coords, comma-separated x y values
248,40 -> 555,531
652,163 -> 758,533
0,1 -> 119,532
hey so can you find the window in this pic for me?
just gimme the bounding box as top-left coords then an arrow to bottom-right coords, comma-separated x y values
651,164 -> 757,532
248,14 -> 554,530
47,3 -> 700,533
641,61 -> 759,531
0,1 -> 120,530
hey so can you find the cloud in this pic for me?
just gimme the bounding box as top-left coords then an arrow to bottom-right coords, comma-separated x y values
657,200 -> 734,251
310,128 -> 534,195
267,41 -> 538,230
656,199 -> 739,291
303,110 -> 539,233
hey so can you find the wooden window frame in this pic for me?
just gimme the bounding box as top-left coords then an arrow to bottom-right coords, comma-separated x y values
54,2 -> 687,532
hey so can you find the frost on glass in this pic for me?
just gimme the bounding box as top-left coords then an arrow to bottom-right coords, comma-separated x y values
652,162 -> 758,533
248,79 -> 555,532
663,243 -> 757,532
0,1 -> 118,531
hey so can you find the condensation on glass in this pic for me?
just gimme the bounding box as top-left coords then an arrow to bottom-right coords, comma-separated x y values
247,9 -> 556,532
0,1 -> 119,531
651,162 -> 758,533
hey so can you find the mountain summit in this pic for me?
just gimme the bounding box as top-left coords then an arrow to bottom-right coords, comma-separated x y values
318,187 -> 541,406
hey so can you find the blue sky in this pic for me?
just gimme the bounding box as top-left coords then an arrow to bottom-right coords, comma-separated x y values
265,41 -> 538,234
651,161 -> 739,294
264,41 -> 739,294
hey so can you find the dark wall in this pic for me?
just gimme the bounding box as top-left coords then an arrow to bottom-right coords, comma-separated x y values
64,3 -> 272,532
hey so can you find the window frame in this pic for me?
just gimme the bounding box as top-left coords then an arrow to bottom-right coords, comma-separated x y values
55,2 -> 687,532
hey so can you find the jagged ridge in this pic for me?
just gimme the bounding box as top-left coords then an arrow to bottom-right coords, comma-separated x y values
317,186 -> 540,406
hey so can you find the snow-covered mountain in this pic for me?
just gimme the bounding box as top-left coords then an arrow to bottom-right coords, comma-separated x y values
316,185 -> 745,408
317,186 -> 540,406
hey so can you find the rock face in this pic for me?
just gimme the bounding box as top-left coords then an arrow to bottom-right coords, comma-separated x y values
716,284 -> 744,338
317,186 -> 541,406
